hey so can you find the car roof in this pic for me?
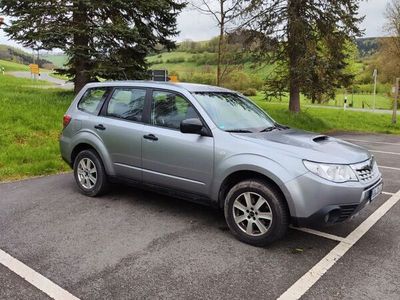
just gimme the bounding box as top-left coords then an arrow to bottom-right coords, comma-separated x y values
84,80 -> 234,93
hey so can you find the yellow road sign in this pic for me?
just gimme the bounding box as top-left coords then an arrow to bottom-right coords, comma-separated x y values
29,64 -> 39,75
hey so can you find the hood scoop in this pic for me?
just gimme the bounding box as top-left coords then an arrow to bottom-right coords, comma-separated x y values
313,135 -> 330,143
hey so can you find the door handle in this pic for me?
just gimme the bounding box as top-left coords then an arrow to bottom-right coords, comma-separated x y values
94,124 -> 106,130
143,134 -> 158,141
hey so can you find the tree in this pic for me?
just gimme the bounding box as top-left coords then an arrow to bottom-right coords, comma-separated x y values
382,0 -> 400,79
370,1 -> 400,85
191,0 -> 241,86
0,0 -> 185,93
239,0 -> 363,112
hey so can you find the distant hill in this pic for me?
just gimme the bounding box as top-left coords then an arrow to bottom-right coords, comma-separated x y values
41,53 -> 68,68
355,37 -> 381,57
0,44 -> 53,68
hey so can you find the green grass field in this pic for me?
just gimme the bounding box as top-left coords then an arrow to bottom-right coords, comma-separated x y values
251,100 -> 400,134
0,73 -> 399,182
0,75 -> 73,181
0,59 -> 30,71
251,91 -> 394,111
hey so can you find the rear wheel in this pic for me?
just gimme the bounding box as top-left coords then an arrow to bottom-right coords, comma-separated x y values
224,179 -> 289,246
73,149 -> 109,197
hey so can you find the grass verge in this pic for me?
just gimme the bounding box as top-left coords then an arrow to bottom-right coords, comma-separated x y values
0,75 -> 73,181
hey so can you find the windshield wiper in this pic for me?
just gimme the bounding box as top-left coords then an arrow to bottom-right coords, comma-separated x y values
259,126 -> 278,133
274,123 -> 290,130
260,123 -> 290,133
225,129 -> 254,133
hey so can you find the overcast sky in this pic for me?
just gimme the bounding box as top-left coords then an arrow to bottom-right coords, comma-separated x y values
0,0 -> 390,50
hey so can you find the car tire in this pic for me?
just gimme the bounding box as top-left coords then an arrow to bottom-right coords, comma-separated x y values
224,179 -> 289,246
73,149 -> 109,197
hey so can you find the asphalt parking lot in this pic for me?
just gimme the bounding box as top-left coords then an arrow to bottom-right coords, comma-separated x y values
0,132 -> 399,300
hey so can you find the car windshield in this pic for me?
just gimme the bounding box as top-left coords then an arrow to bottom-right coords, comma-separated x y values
193,92 -> 275,132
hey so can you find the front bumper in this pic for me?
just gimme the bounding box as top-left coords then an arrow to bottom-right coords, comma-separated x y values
286,170 -> 383,227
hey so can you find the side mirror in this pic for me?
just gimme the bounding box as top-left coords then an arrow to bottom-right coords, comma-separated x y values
180,118 -> 204,135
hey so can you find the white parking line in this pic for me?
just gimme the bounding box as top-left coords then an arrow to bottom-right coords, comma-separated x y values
0,249 -> 79,300
290,226 -> 345,242
344,138 -> 400,146
278,189 -> 400,300
379,165 -> 400,171
369,150 -> 400,156
382,191 -> 395,196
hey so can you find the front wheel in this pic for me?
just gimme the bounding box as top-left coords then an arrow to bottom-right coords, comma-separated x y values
224,179 -> 289,246
73,149 -> 109,197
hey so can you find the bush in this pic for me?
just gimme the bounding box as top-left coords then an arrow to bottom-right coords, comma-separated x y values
222,71 -> 264,91
194,53 -> 218,65
165,56 -> 186,63
350,83 -> 391,95
242,88 -> 257,96
149,59 -> 163,65
181,73 -> 216,85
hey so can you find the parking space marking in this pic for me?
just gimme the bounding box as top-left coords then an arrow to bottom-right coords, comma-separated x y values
369,150 -> 400,156
278,189 -> 400,300
0,249 -> 80,300
290,226 -> 345,242
382,191 -> 395,196
379,165 -> 400,171
344,138 -> 400,146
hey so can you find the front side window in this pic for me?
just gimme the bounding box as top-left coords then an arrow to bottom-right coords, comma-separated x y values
78,87 -> 110,115
106,88 -> 146,122
151,91 -> 199,130
193,92 -> 275,132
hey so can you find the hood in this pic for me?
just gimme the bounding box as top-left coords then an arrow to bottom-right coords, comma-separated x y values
231,128 -> 370,164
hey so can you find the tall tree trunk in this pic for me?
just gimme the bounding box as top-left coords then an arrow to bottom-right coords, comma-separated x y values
73,0 -> 90,94
217,1 -> 225,86
287,0 -> 302,113
289,80 -> 300,112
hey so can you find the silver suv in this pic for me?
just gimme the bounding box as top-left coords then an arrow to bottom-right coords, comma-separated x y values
60,81 -> 383,246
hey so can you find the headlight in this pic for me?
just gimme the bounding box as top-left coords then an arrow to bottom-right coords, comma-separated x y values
303,160 -> 358,183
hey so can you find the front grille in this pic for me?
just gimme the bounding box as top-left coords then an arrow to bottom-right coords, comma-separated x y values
337,204 -> 358,222
352,158 -> 378,183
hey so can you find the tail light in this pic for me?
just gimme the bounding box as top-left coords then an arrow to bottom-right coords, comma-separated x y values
63,114 -> 72,129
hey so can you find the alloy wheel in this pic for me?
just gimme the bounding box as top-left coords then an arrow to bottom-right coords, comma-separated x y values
232,192 -> 273,236
77,158 -> 97,189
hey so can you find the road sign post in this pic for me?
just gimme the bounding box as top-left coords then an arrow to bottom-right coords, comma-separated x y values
373,69 -> 378,111
392,78 -> 399,124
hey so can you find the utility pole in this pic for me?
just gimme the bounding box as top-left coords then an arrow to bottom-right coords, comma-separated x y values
393,78 -> 399,124
373,69 -> 378,111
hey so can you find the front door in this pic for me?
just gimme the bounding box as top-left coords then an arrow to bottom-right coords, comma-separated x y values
142,90 -> 214,196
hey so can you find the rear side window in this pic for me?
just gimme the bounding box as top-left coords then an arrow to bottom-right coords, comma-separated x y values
106,88 -> 146,122
78,87 -> 110,115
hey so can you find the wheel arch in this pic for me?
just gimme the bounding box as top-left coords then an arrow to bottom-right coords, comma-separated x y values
69,134 -> 115,176
217,170 -> 294,217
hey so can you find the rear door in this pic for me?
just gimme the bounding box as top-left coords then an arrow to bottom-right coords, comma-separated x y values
95,87 -> 148,181
141,90 -> 214,196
